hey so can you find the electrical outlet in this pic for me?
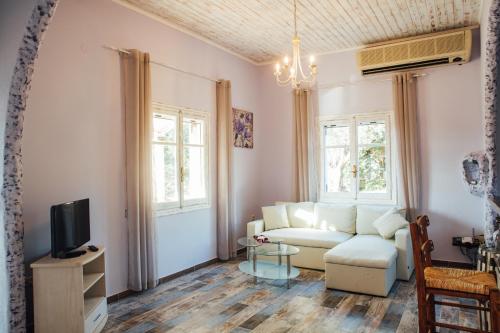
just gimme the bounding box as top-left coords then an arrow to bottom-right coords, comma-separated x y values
452,237 -> 462,246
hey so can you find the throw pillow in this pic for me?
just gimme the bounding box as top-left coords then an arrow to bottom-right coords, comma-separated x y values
262,205 -> 290,231
373,209 -> 409,239
314,204 -> 356,234
286,202 -> 315,228
356,206 -> 386,235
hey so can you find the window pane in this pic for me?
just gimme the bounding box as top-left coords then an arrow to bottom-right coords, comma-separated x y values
358,146 -> 387,193
153,144 -> 178,203
183,118 -> 204,145
324,125 -> 349,146
358,121 -> 386,145
153,114 -> 176,143
325,147 -> 351,193
183,146 -> 206,200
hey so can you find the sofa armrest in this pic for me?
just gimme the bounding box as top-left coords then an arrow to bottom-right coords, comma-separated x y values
247,219 -> 264,237
394,227 -> 415,281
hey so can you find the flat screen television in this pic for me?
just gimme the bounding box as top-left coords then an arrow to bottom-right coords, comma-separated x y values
50,198 -> 90,258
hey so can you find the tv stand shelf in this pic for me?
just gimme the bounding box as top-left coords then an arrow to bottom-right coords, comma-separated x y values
31,246 -> 108,333
83,272 -> 104,293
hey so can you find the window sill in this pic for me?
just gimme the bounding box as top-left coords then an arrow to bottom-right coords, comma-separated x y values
154,204 -> 211,217
318,196 -> 397,206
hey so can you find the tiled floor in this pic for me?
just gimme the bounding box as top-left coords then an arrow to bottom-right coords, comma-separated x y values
103,258 -> 481,332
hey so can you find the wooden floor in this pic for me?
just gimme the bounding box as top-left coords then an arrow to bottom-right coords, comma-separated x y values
103,258 -> 481,333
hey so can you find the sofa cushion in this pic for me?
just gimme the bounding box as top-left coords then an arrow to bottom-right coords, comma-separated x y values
261,228 -> 353,249
324,235 -> 397,269
262,205 -> 289,231
286,202 -> 315,228
314,203 -> 356,234
356,205 -> 394,235
275,201 -> 295,206
373,210 -> 409,239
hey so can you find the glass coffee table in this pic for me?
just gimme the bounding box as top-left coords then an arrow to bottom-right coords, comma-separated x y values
237,237 -> 300,288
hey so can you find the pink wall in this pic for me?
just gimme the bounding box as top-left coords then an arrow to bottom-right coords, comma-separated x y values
418,36 -> 484,262
22,0 -> 487,300
259,32 -> 484,263
23,0 -> 262,296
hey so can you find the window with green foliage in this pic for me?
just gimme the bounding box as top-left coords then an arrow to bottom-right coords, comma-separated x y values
320,113 -> 393,202
152,103 -> 209,213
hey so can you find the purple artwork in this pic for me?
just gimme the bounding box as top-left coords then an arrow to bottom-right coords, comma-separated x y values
233,108 -> 253,148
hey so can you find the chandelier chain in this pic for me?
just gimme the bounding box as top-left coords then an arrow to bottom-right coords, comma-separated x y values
294,0 -> 297,37
273,0 -> 317,89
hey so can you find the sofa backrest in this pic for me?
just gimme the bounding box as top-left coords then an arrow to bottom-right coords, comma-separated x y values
285,201 -> 315,228
314,203 -> 356,234
273,201 -> 402,235
356,205 -> 394,235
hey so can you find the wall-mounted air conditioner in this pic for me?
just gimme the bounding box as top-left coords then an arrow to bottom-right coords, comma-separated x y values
357,29 -> 472,76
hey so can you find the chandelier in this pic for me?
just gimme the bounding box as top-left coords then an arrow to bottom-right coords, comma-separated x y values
274,0 -> 317,89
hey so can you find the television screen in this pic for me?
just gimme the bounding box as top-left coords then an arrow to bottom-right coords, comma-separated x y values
50,198 -> 90,258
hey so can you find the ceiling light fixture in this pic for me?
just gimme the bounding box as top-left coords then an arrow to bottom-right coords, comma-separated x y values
274,0 -> 317,89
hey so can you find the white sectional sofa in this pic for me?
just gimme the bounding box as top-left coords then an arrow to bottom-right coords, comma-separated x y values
246,202 -> 414,297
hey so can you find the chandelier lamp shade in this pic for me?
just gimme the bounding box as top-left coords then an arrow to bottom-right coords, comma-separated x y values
274,0 -> 317,89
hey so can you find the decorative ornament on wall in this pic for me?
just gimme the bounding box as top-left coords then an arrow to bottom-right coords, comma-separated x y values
233,108 -> 253,149
462,151 -> 489,196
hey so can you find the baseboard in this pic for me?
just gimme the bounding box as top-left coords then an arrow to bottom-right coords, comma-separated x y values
106,289 -> 137,303
106,250 -> 248,304
107,257 -> 220,304
432,259 -> 474,269
157,258 -> 220,285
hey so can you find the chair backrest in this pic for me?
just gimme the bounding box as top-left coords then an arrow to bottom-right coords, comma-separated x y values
416,215 -> 430,243
410,216 -> 434,293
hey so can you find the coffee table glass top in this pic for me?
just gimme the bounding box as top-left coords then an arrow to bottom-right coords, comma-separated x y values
237,237 -> 262,248
255,243 -> 300,256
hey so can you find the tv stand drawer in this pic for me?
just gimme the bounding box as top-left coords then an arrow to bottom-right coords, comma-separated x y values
84,297 -> 107,333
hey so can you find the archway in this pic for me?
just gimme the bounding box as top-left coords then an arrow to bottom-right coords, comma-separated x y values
3,1 -> 59,331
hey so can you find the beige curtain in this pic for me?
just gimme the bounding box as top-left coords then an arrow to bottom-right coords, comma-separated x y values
216,80 -> 236,260
393,72 -> 420,221
293,89 -> 317,202
120,49 -> 157,291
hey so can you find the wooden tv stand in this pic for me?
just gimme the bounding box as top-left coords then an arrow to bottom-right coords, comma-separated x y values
31,246 -> 108,333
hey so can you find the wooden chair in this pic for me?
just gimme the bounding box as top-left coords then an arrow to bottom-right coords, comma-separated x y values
410,216 -> 499,333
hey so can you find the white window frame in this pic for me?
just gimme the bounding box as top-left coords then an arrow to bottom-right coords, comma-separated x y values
319,111 -> 396,205
152,102 -> 210,216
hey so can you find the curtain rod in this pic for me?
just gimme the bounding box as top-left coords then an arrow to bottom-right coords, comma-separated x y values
103,45 -> 218,83
318,73 -> 427,90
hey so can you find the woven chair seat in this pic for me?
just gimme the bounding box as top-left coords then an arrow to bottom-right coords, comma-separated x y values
424,267 -> 497,295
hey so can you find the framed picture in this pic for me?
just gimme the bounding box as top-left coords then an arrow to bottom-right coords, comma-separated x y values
233,108 -> 253,148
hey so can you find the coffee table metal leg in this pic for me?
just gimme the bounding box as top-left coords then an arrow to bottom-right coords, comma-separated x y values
287,255 -> 291,289
252,248 -> 257,283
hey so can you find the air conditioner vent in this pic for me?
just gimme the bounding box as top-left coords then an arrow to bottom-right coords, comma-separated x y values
409,39 -> 435,58
435,33 -> 464,54
357,29 -> 472,75
359,48 -> 384,67
384,44 -> 408,62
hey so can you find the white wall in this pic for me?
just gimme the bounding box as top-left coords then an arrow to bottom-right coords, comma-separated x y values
23,0 -> 262,296
0,0 -> 38,329
259,31 -> 484,263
